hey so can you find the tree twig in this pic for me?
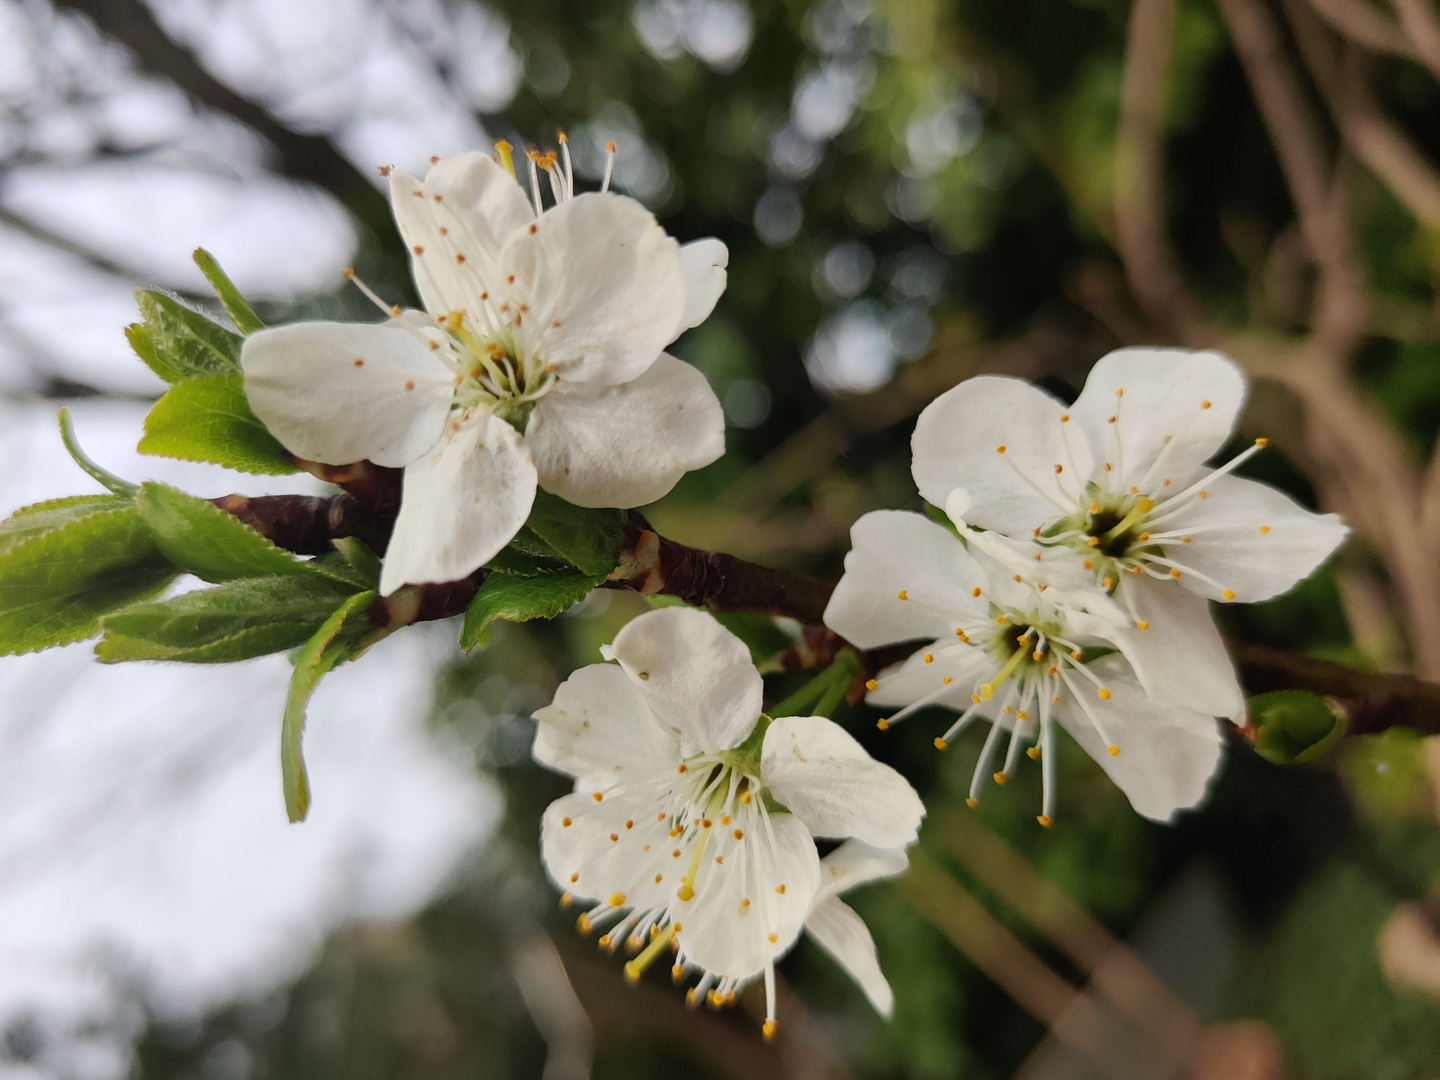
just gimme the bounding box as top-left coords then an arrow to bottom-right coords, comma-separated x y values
1306,0 -> 1416,56
1115,0 -> 1202,338
1391,0 -> 1440,79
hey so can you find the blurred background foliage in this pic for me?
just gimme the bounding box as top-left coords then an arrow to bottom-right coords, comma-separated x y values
6,0 -> 1440,1077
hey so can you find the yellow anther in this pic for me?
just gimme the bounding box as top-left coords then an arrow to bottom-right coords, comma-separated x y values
677,885 -> 694,901
701,819 -> 711,828
1103,577 -> 1114,588
1198,490 -> 1208,499
1097,688 -> 1111,700
1054,464 -> 1063,473
934,737 -> 949,751
677,763 -> 687,773
561,817 -> 572,827
1071,650 -> 1082,660
1107,415 -> 1116,424
897,589 -> 909,601
972,586 -> 983,597
1169,568 -> 1182,578
672,964 -> 684,982
993,772 -> 1007,786
777,884 -> 787,894
1130,486 -> 1139,494
972,693 -> 982,704
924,653 -> 934,664
763,1019 -> 778,1042
996,615 -> 1007,625
1027,746 -> 1041,760
577,913 -> 592,935
1137,621 -> 1149,630
1060,413 -> 1070,422
956,628 -> 969,641
740,791 -> 752,804
1222,589 -> 1236,600
598,935 -> 611,949
733,828 -> 744,840
1017,710 -> 1028,720
1256,436 -> 1269,447
865,678 -> 878,691
721,815 -> 731,825
965,797 -> 979,808
655,873 -> 663,883
1089,503 -> 1101,514
768,932 -> 778,943
1163,478 -> 1172,486
560,892 -> 572,908
1116,387 -> 1124,397
1201,400 -> 1212,409
1083,559 -> 1093,569
1182,535 -> 1192,542
739,898 -> 750,909
592,792 -> 604,802
996,444 -> 1007,454
609,892 -> 627,907
609,833 -> 619,842
943,676 -> 953,685
1087,536 -> 1100,547
1037,814 -> 1053,828
1259,525 -> 1270,534
1104,463 -> 1113,472
1108,744 -> 1121,756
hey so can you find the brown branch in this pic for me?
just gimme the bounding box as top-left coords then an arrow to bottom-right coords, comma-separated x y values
1307,0 -> 1416,55
1115,0 -> 1203,338
1219,0 -> 1368,353
1391,0 -> 1440,78
51,0 -> 396,243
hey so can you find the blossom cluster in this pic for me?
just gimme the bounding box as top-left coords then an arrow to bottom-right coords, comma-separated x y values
228,146 -> 1348,1039
825,349 -> 1349,825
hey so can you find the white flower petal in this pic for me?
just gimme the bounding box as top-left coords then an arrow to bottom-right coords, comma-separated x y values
1071,349 -> 1246,490
1159,474 -> 1349,602
761,716 -> 925,848
241,321 -> 453,468
815,839 -> 910,905
603,607 -> 762,755
379,411 -> 537,595
1110,575 -> 1244,720
677,810 -> 819,980
527,354 -> 724,508
540,789 -> 676,912
805,896 -> 894,1016
677,238 -> 728,333
500,192 -> 685,385
532,663 -> 680,786
390,163 -> 517,316
823,511 -> 988,649
866,643 -> 990,711
911,376 -> 1087,535
1055,655 -> 1225,823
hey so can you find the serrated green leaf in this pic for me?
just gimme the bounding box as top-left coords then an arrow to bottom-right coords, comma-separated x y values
0,495 -> 133,557
329,537 -> 383,588
283,591 -> 379,822
193,248 -> 264,334
139,374 -> 298,475
522,489 -> 627,577
460,568 -> 606,651
135,482 -> 312,583
97,572 -> 362,663
484,541 -> 571,578
128,290 -> 242,383
0,506 -> 176,655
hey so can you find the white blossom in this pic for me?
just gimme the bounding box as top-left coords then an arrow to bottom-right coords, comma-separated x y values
824,510 -> 1226,825
533,607 -> 923,1035
909,348 -> 1349,719
241,147 -> 728,596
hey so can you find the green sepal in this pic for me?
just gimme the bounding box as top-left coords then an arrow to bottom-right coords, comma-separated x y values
922,501 -> 962,538
0,494 -> 133,557
134,482 -> 314,583
283,591 -> 382,823
522,489 -> 628,577
126,289 -> 242,383
1249,690 -> 1348,764
459,568 -> 607,651
97,571 -> 364,664
58,409 -> 137,496
192,248 -> 264,334
0,505 -> 176,655
139,374 -> 298,475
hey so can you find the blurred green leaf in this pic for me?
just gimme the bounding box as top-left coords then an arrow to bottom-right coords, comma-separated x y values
318,537 -> 383,590
135,482 -> 314,583
712,612 -> 792,664
0,505 -> 175,655
139,374 -> 298,475
193,248 -> 264,334
126,290 -> 242,383
1339,728 -> 1433,822
98,572 -> 363,663
459,568 -> 607,652
522,489 -> 628,576
1248,690 -> 1347,764
283,591 -> 380,823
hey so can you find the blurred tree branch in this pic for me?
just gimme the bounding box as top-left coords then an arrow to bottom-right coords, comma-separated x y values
52,0 -> 397,244
1306,0 -> 1416,56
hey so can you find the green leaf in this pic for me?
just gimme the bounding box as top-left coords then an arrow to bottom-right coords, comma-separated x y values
310,538 -> 383,590
0,506 -> 175,655
1249,690 -> 1348,764
459,568 -> 606,651
193,248 -> 264,334
484,541 -> 572,578
58,409 -> 137,495
127,290 -> 242,383
0,495 -> 133,557
139,374 -> 298,475
283,591 -> 379,822
522,489 -> 628,576
134,481 -> 313,583
97,572 -> 363,663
